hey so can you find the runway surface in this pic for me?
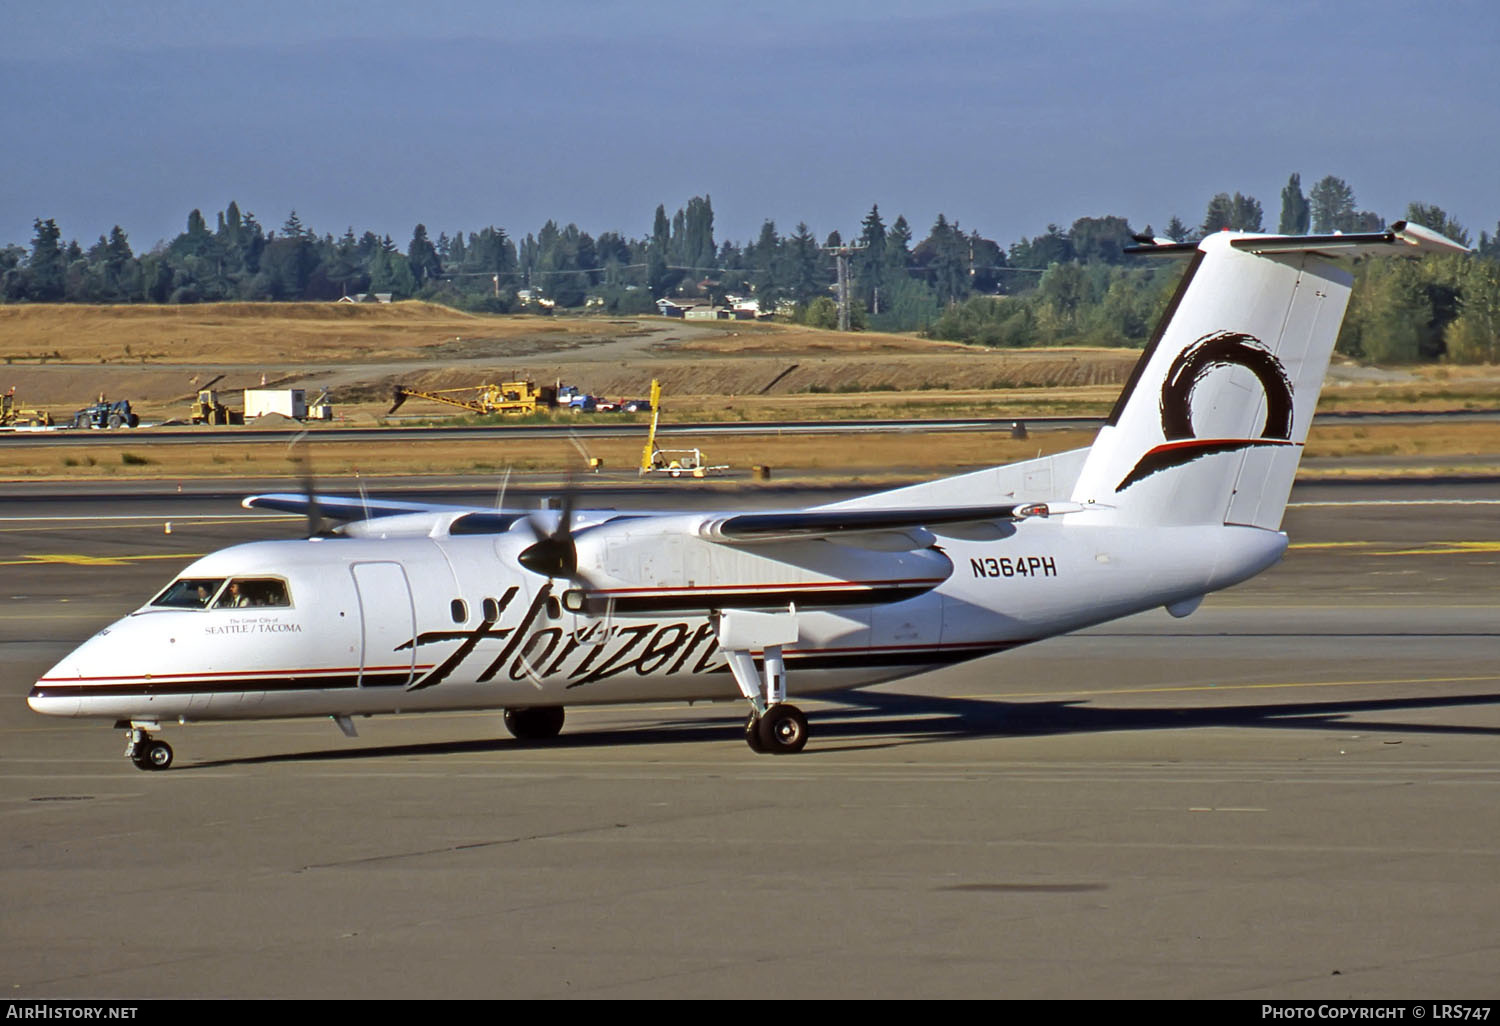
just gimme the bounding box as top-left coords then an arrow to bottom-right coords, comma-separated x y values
1,479 -> 1496,999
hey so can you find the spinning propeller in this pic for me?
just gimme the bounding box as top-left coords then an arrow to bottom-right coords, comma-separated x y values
517,490 -> 580,579
286,431 -> 333,538
514,435 -> 604,604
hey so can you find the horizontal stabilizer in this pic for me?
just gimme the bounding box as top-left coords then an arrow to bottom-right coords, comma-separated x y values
1230,221 -> 1471,258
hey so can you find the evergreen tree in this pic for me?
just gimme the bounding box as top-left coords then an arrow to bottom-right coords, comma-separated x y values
1069,215 -> 1134,264
1310,176 -> 1356,233
1475,224 -> 1500,262
751,220 -> 784,314
96,225 -> 137,300
670,207 -> 687,266
648,204 -> 674,297
885,215 -> 913,278
1279,173 -> 1310,234
681,195 -> 715,274
917,214 -> 970,305
1231,193 -> 1263,232
787,223 -> 823,306
854,204 -> 887,312
407,224 -> 441,287
1201,194 -> 1235,235
1010,224 -> 1072,269
27,218 -> 65,300
1201,193 -> 1262,234
968,230 -> 1006,292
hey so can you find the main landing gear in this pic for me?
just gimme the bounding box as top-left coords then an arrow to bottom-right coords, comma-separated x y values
504,705 -> 566,742
744,703 -> 809,755
718,608 -> 809,755
122,723 -> 173,771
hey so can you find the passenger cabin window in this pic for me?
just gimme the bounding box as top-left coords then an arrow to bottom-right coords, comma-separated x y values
152,578 -> 226,609
451,599 -> 467,624
213,578 -> 291,609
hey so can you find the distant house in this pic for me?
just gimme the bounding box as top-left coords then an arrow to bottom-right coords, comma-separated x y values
657,298 -> 733,320
337,293 -> 392,304
725,295 -> 761,321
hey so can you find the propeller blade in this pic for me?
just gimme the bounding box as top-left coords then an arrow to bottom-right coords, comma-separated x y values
516,462 -> 585,581
287,430 -> 326,538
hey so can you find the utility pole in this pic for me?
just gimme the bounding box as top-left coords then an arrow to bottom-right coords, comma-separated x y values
821,242 -> 866,332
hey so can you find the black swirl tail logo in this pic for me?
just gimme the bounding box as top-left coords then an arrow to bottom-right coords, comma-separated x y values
1116,330 -> 1296,492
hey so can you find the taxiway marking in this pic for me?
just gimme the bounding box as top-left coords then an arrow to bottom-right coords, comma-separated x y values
0,552 -> 207,567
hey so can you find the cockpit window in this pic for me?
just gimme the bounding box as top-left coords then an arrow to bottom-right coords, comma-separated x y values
214,578 -> 292,608
151,578 -> 226,609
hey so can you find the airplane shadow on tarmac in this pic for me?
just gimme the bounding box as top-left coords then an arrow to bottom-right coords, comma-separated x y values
183,688 -> 1500,770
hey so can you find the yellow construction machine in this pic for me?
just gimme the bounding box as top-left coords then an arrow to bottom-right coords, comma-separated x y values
388,380 -> 558,416
0,389 -> 53,427
190,389 -> 243,425
639,379 -> 727,478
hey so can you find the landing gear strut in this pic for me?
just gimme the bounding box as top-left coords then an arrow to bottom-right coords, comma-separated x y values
123,724 -> 173,771
717,608 -> 809,755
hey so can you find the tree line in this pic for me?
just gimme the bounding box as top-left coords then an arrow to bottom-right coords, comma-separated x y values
3,174 -> 1496,363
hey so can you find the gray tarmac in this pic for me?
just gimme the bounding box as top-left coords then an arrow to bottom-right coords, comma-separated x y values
1,480 -> 1497,999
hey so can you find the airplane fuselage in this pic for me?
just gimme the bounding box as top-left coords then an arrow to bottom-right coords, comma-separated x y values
29,517 -> 1286,725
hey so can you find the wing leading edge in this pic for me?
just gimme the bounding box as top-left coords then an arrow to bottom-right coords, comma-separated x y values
698,504 -> 1025,543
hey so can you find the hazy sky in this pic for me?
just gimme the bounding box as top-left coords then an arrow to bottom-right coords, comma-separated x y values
3,0 -> 1496,253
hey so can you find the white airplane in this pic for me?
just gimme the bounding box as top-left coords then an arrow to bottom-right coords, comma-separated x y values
29,222 -> 1467,770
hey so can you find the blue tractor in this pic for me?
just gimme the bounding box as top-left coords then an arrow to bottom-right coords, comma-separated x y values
71,397 -> 140,429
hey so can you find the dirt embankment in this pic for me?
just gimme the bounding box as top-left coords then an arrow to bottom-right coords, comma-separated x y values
0,303 -> 1144,420
2,302 -> 1496,426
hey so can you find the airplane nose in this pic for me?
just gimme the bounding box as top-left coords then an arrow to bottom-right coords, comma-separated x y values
29,622 -> 130,718
28,682 -> 81,717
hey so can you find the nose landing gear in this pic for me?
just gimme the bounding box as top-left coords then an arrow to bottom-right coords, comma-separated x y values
122,723 -> 173,771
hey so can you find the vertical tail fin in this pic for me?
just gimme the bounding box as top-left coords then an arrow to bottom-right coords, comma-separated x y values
1069,223 -> 1468,529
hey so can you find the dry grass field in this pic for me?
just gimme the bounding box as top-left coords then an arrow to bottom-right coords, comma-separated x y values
1,302 -> 1496,482
0,301 -> 650,363
4,421 -> 1496,485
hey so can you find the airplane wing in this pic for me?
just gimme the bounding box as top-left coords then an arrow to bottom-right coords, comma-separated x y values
245,490 -> 1032,554
698,503 -> 1025,543
243,493 -> 476,521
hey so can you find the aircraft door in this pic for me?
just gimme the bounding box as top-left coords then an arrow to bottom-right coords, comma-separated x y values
351,561 -> 416,687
